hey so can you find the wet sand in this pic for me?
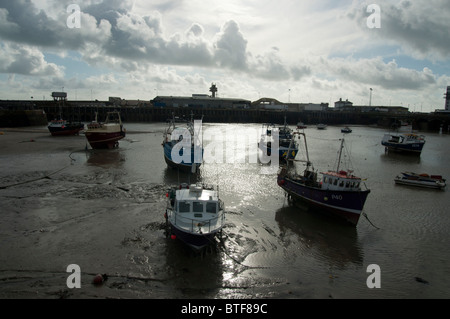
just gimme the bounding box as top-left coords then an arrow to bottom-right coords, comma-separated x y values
0,129 -> 168,298
3,125 -> 450,300
0,128 -> 292,299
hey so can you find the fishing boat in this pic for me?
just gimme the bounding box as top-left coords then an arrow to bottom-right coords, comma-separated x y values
47,100 -> 84,136
277,133 -> 371,225
48,119 -> 84,136
395,172 -> 446,190
162,113 -> 203,172
165,183 -> 225,250
85,111 -> 126,149
297,122 -> 307,129
382,133 -> 425,154
258,123 -> 299,160
317,124 -> 327,130
341,127 -> 352,134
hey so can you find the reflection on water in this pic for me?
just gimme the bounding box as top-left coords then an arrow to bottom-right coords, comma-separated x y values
275,206 -> 363,267
85,149 -> 126,168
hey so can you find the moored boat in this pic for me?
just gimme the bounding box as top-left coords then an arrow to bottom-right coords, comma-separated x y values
341,127 -> 352,134
258,123 -> 299,160
48,119 -> 84,136
297,122 -> 307,129
85,111 -> 126,149
382,133 -> 425,154
317,124 -> 327,130
277,133 -> 370,225
162,113 -> 203,172
165,183 -> 225,250
395,172 -> 446,190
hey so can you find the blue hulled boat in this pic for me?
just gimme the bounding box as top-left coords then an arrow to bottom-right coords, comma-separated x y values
277,133 -> 370,225
162,114 -> 203,172
382,133 -> 425,154
258,116 -> 299,160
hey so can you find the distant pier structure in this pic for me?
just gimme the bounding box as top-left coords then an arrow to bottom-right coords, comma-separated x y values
51,92 -> 67,101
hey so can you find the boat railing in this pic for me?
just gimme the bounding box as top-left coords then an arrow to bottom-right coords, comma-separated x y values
169,210 -> 226,234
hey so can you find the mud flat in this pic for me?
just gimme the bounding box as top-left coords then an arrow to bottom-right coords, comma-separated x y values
0,129 -> 284,299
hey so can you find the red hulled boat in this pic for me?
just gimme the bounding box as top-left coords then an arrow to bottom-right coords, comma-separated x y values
85,112 -> 126,149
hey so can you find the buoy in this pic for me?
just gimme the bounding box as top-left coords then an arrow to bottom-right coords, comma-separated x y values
171,234 -> 176,240
93,274 -> 108,285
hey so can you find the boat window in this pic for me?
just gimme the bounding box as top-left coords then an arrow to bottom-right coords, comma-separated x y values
178,201 -> 190,213
355,182 -> 360,188
339,180 -> 344,187
345,181 -> 350,188
333,179 -> 338,186
323,177 -> 328,184
193,202 -> 204,213
206,202 -> 217,214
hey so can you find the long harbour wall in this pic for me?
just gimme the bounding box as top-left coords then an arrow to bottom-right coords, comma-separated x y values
1,100 -> 449,132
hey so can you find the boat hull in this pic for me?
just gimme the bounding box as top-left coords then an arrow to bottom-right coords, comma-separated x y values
382,141 -> 424,154
163,142 -> 202,172
48,123 -> 84,136
169,223 -> 219,250
85,131 -> 125,149
278,175 -> 370,225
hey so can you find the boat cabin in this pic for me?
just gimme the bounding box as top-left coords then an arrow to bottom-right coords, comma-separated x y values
171,184 -> 222,216
321,170 -> 362,191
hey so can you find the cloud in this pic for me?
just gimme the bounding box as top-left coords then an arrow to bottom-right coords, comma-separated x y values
0,1 -> 308,81
319,56 -> 437,90
348,0 -> 450,60
0,43 -> 64,77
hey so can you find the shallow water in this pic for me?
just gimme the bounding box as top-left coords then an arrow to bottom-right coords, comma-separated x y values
0,123 -> 449,299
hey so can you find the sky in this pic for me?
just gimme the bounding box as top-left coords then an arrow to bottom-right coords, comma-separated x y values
0,0 -> 449,112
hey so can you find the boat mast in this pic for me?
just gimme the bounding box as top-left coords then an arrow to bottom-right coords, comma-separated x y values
336,138 -> 345,172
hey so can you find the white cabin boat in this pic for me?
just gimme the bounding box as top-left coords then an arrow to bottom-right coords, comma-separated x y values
165,184 -> 225,250
395,172 -> 446,190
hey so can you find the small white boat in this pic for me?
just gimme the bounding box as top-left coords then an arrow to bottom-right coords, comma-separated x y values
317,124 -> 327,130
165,183 -> 225,250
395,172 -> 446,190
341,127 -> 352,133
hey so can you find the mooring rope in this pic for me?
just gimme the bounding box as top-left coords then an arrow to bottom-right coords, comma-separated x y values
362,212 -> 380,229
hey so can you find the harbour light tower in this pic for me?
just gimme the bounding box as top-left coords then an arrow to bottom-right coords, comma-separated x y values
210,83 -> 218,98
